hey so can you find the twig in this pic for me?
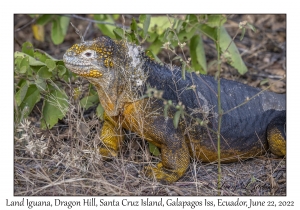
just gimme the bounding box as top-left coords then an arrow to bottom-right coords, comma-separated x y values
83,21 -> 92,40
64,14 -> 128,29
70,22 -> 84,42
14,17 -> 37,32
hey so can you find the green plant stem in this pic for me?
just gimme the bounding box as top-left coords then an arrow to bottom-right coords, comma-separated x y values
216,19 -> 223,196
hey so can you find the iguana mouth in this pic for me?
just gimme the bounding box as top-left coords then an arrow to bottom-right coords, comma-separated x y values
65,64 -> 102,78
77,69 -> 103,78
63,56 -> 103,78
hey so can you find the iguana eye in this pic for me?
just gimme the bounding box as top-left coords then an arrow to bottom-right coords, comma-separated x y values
85,52 -> 92,57
82,50 -> 95,58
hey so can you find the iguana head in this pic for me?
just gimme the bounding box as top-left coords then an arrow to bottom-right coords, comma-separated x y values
63,36 -> 119,79
63,36 -> 147,83
63,36 -> 147,115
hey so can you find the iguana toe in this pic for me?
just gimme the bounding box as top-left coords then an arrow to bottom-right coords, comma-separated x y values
143,162 -> 182,183
99,147 -> 118,159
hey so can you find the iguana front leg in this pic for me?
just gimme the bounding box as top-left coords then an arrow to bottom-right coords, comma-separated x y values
99,115 -> 124,158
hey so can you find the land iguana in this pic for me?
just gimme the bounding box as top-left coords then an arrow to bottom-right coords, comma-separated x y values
63,36 -> 286,183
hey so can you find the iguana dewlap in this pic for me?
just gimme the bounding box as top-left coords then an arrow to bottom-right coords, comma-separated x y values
63,36 -> 286,183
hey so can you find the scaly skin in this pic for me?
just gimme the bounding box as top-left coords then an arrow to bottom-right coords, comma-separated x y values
63,36 -> 286,183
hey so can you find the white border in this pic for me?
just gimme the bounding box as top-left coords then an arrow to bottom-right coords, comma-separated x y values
3,0 -> 299,209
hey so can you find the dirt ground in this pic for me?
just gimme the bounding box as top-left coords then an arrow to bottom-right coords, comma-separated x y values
14,14 -> 286,196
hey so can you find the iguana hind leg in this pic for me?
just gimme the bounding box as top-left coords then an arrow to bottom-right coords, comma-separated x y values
267,116 -> 286,157
143,127 -> 190,183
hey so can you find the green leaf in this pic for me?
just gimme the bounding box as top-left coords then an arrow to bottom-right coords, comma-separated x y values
186,15 -> 198,24
171,19 -> 177,30
80,94 -> 99,109
60,16 -> 70,37
149,142 -> 160,156
19,84 -> 41,119
36,14 -> 53,25
15,51 -> 45,66
30,66 -> 41,74
240,27 -> 246,41
206,15 -> 227,28
128,31 -> 139,45
96,103 -> 104,121
139,14 -> 146,23
19,57 -> 30,73
112,14 -> 120,20
37,66 -> 52,79
61,69 -> 72,81
142,15 -> 151,37
177,25 -> 198,42
41,88 -> 68,129
113,28 -> 124,39
146,32 -> 158,43
219,26 -> 248,74
173,110 -> 182,129
94,14 -> 116,39
20,66 -> 27,74
190,35 -> 207,73
14,56 -> 23,71
124,32 -> 133,42
176,19 -> 184,34
199,24 -> 217,41
260,78 -> 269,86
33,50 -> 47,63
45,59 -> 56,71
35,77 -> 47,91
139,16 -> 172,35
15,81 -> 28,106
57,65 -> 66,76
131,18 -> 138,32
147,37 -> 163,55
163,27 -> 171,42
247,22 -> 256,32
15,79 -> 26,92
34,49 -> 58,63
51,16 -> 67,45
22,42 -> 34,57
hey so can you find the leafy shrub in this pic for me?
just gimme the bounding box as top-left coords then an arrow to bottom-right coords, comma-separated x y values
14,42 -> 69,129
